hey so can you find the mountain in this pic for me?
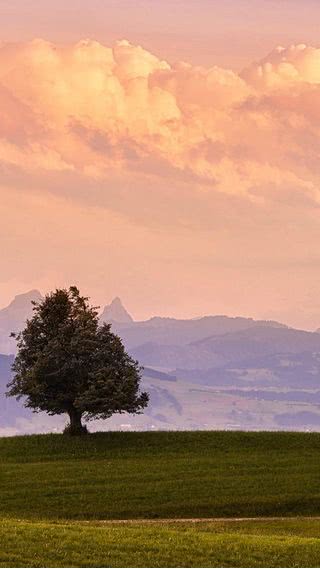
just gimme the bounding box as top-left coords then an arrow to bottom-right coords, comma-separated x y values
190,326 -> 320,364
0,290 -> 42,354
100,297 -> 134,324
2,290 -> 320,434
110,315 -> 286,349
2,352 -> 320,434
0,291 -> 286,353
129,326 -> 320,375
130,341 -> 225,370
177,351 -> 320,389
0,353 -> 30,430
0,354 -> 13,382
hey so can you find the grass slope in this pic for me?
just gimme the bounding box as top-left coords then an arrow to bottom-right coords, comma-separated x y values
1,431 -> 320,520
1,519 -> 320,567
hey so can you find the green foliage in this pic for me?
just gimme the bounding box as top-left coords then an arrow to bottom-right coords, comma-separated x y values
7,287 -> 148,434
0,431 -> 320,520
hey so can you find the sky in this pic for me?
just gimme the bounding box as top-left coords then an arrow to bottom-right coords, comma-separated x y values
1,0 -> 320,329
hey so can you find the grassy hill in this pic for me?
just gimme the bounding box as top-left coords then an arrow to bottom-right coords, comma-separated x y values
2,518 -> 320,568
1,431 -> 320,566
1,431 -> 320,520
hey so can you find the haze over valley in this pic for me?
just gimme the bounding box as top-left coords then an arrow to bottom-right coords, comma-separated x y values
1,290 -> 320,435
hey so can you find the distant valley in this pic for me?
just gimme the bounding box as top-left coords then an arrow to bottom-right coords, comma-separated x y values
1,292 -> 320,434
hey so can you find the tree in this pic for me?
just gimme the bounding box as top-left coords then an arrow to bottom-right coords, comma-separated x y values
7,286 -> 149,435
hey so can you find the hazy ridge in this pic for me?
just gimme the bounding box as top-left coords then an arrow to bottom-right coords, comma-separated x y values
1,292 -> 320,434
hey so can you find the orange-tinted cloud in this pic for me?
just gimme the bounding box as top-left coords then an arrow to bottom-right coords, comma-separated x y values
1,39 -> 320,328
0,39 -> 319,218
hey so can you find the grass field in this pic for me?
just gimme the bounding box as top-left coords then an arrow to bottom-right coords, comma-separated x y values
1,518 -> 320,567
1,431 -> 320,566
1,431 -> 320,520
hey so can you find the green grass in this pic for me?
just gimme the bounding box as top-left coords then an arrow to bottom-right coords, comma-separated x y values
1,431 -> 320,566
1,431 -> 320,520
1,518 -> 320,567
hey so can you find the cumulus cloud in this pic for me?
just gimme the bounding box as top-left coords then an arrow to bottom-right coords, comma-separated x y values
0,38 -> 320,217
242,44 -> 320,88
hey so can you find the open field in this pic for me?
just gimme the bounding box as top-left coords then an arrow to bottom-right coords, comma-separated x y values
1,518 -> 320,567
1,431 -> 320,567
1,431 -> 320,520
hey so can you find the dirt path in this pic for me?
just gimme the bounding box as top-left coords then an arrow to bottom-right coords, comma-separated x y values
79,516 -> 320,525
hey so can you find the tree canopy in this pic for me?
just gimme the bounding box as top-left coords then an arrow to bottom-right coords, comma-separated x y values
7,286 -> 148,434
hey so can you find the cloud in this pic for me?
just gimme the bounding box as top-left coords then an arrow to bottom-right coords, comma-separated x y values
2,39 -> 320,330
0,38 -> 320,222
242,44 -> 320,88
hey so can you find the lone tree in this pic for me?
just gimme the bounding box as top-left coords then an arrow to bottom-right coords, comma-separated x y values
7,286 -> 148,435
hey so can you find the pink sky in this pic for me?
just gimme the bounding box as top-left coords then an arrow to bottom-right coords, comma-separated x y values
1,1 -> 320,69
1,1 -> 320,329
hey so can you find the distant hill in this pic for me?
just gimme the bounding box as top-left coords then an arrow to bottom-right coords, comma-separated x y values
0,353 -> 30,430
143,367 -> 177,382
0,354 -> 13,382
1,350 -> 320,433
2,290 -> 320,434
111,315 -> 286,349
129,326 -> 320,371
0,291 -> 42,354
177,351 -> 320,389
130,341 -> 226,370
190,326 -> 320,364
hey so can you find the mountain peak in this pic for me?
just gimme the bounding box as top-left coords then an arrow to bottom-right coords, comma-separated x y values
111,297 -> 124,306
100,297 -> 134,324
8,290 -> 42,309
0,290 -> 43,353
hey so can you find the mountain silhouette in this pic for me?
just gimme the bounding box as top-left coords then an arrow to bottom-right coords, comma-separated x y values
0,290 -> 42,354
100,297 -> 134,324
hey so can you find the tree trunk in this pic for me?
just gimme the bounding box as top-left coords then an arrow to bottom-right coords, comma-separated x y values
66,406 -> 86,435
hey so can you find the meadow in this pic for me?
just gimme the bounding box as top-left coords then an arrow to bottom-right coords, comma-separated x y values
1,431 -> 320,566
1,518 -> 320,568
